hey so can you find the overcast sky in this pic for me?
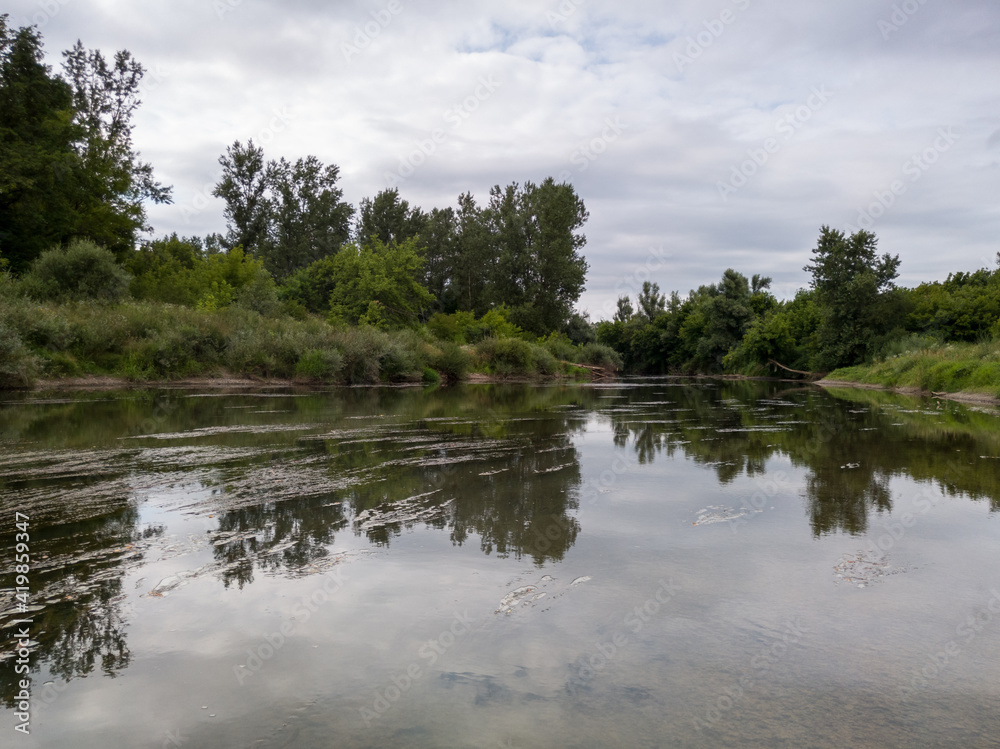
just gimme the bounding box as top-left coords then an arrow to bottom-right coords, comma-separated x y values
10,0 -> 1000,318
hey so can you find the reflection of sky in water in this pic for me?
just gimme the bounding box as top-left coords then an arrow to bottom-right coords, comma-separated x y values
1,381 -> 999,747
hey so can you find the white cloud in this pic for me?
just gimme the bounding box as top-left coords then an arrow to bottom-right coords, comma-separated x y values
12,0 -> 1000,316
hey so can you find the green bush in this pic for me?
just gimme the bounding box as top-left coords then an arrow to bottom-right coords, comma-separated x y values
422,366 -> 441,385
295,348 -> 343,382
431,342 -> 471,381
541,332 -> 576,362
21,239 -> 131,303
531,344 -> 558,375
0,320 -> 40,387
580,342 -> 623,370
476,337 -> 535,377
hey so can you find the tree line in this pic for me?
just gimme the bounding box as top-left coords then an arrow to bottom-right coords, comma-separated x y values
600,226 -> 1000,375
0,18 -> 590,340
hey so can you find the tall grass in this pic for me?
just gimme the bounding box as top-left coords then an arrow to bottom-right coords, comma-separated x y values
828,339 -> 1000,395
0,295 -> 432,386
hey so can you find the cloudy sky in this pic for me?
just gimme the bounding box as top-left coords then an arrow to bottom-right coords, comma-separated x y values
11,0 -> 1000,318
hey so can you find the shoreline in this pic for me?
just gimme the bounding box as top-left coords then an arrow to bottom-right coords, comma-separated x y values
19,371 -> 576,392
10,373 -> 999,408
815,378 -> 1000,407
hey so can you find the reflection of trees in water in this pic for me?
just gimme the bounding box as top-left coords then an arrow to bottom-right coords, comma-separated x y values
341,418 -> 582,565
604,381 -> 1000,536
0,503 -> 143,708
212,496 -> 348,589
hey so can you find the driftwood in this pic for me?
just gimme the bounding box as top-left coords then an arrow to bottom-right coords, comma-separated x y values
561,361 -> 615,380
768,359 -> 828,380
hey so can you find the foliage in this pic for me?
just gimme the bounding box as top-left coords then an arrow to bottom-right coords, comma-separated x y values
475,337 -> 536,377
21,239 -> 131,302
0,318 -> 40,387
579,342 -> 623,370
213,142 -> 352,279
0,19 -> 170,270
828,339 -> 1000,396
430,342 -> 470,381
804,226 -> 902,369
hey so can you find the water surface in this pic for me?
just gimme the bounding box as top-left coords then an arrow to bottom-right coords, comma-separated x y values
2,379 -> 1000,747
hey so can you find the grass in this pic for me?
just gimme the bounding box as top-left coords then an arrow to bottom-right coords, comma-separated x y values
0,292 -> 603,389
827,339 -> 1000,396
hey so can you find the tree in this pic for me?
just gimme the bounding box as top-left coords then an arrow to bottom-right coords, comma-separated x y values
484,178 -> 589,334
60,40 -> 172,258
614,295 -> 634,323
637,281 -> 666,320
264,155 -> 353,279
0,18 -> 169,268
213,139 -> 272,256
282,238 -> 433,326
355,188 -> 426,247
804,227 -> 901,368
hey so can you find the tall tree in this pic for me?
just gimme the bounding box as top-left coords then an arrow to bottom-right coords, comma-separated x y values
805,227 -> 901,369
355,188 -> 426,247
484,178 -> 589,334
60,40 -> 172,258
264,155 -> 352,279
212,139 -> 272,255
637,281 -> 666,320
0,18 -> 170,268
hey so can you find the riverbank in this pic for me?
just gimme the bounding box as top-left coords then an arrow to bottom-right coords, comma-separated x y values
0,298 -> 620,390
819,340 -> 1000,406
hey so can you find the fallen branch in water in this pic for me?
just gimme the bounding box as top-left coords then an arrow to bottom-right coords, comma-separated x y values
768,359 -> 828,380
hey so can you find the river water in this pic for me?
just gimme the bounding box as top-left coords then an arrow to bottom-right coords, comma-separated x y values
2,379 -> 999,748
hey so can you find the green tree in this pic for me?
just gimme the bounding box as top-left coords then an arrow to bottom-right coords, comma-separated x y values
213,139 -> 272,256
0,19 -> 169,268
637,281 -> 665,320
264,155 -> 353,279
484,178 -> 588,334
60,40 -> 172,258
355,188 -> 426,247
804,227 -> 901,369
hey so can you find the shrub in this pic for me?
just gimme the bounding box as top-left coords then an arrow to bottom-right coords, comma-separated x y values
0,320 -> 40,387
295,348 -> 343,382
476,337 -> 535,377
431,342 -> 471,381
580,342 -> 623,370
21,239 -> 131,303
531,344 -> 558,375
335,326 -> 391,384
541,332 -> 576,362
422,366 -> 441,385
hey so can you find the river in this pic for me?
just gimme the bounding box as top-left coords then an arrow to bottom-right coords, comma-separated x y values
2,379 -> 999,747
